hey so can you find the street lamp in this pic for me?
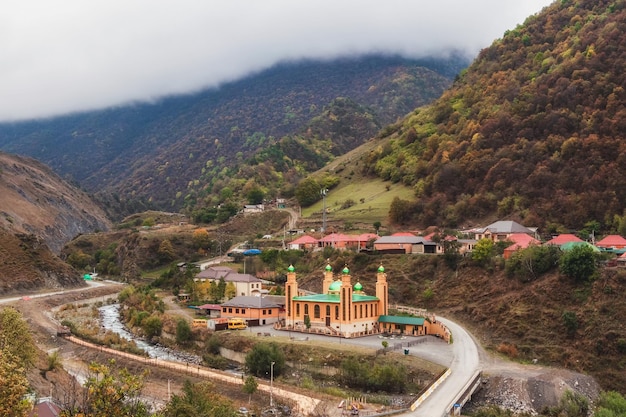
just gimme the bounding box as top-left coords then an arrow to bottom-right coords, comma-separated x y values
270,361 -> 276,408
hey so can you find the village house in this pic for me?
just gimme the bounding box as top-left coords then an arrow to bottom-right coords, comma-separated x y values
243,204 -> 264,214
596,235 -> 626,250
318,233 -> 379,250
221,295 -> 284,326
373,235 -> 424,254
544,234 -> 583,246
503,233 -> 541,259
373,234 -> 443,254
456,239 -> 477,254
196,303 -> 222,318
288,233 -> 379,251
195,266 -> 264,297
288,235 -> 318,251
471,220 -> 537,242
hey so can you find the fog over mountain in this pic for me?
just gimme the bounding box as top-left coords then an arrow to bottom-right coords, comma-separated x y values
1,0 -> 553,122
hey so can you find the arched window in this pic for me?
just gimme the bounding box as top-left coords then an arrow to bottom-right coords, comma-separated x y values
304,304 -> 309,315
296,303 -> 300,317
335,306 -> 339,320
314,305 -> 321,319
325,305 -> 331,317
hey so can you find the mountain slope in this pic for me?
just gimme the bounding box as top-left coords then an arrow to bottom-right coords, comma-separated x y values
0,55 -> 467,216
0,152 -> 112,253
0,152 -> 112,293
362,0 -> 626,232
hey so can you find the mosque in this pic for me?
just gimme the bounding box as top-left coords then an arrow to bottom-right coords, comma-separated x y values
280,263 -> 449,339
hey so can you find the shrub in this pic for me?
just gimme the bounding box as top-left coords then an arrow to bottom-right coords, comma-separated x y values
244,343 -> 285,378
559,245 -> 598,282
142,316 -> 163,339
205,335 -> 222,355
202,354 -> 229,370
506,245 -> 560,282
176,318 -> 192,345
47,350 -> 62,371
562,311 -> 578,336
496,342 -> 519,359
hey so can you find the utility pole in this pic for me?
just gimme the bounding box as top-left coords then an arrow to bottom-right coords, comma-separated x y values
320,188 -> 328,233
270,361 -> 276,408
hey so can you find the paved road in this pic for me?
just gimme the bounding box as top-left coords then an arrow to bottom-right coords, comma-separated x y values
410,317 -> 480,417
2,283 -> 480,416
249,317 -> 480,417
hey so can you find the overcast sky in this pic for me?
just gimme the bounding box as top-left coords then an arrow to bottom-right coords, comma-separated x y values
1,1 -> 554,123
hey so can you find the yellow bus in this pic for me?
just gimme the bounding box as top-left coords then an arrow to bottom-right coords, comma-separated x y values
192,319 -> 208,328
227,318 -> 247,330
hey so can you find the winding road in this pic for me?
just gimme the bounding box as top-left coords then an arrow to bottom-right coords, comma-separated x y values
1,283 -> 482,417
411,317 -> 480,416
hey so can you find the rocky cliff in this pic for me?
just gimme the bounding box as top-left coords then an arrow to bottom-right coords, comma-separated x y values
0,152 -> 112,294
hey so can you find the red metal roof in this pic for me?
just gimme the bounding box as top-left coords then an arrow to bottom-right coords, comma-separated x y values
289,235 -> 318,245
544,234 -> 583,245
596,235 -> 626,248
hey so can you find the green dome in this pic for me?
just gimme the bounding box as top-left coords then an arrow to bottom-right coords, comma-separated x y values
288,265 -> 295,272
342,266 -> 350,274
354,282 -> 363,291
378,265 -> 385,273
329,280 -> 341,292
325,264 -> 332,271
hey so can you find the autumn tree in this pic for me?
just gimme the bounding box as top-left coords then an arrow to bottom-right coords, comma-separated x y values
61,360 -> 148,417
217,278 -> 227,301
225,282 -> 237,300
0,348 -> 30,417
472,238 -> 495,267
242,375 -> 258,404
158,239 -> 176,263
0,307 -> 36,368
162,380 -> 237,417
192,228 -> 211,250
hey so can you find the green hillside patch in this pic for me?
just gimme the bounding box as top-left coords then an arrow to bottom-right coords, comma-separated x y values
301,179 -> 413,224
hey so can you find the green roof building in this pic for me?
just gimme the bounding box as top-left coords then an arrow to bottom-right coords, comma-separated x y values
283,263 -> 392,338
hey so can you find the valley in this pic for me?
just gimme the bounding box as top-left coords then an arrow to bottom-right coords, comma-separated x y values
3,278 -> 600,417
0,1 -> 625,416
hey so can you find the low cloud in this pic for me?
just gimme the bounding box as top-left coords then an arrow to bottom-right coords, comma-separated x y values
0,0 -> 553,122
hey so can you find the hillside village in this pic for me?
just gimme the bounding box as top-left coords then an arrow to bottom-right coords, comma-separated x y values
2,0 -> 626,415
179,217 -> 626,341
287,219 -> 626,259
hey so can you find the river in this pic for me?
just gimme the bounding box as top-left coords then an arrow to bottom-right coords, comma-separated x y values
99,303 -> 202,364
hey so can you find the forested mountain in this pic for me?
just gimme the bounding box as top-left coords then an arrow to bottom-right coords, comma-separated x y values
0,55 -> 467,219
363,0 -> 626,233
